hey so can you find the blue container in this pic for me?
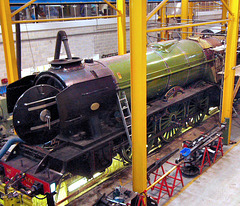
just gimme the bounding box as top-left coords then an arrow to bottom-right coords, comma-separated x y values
180,148 -> 191,157
0,86 -> 7,95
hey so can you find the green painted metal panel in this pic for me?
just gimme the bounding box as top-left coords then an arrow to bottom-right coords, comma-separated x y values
100,39 -> 208,101
146,51 -> 169,99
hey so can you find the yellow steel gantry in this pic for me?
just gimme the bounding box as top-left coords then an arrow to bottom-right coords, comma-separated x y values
188,2 -> 194,36
147,0 -> 169,21
1,0 -> 240,201
181,0 -> 189,39
161,5 -> 167,40
117,0 -> 127,55
0,0 -> 19,83
134,0 -> 239,196
11,0 -> 37,18
221,0 -> 240,144
147,19 -> 230,33
221,0 -> 227,33
130,0 -> 147,194
12,15 -> 120,24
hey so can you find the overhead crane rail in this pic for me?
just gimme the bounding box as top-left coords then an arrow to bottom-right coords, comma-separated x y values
9,0 -> 186,4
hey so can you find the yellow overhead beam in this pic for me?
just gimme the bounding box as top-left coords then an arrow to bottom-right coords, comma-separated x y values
147,19 -> 230,33
12,15 -> 120,24
221,0 -> 240,144
192,6 -> 221,9
130,0 -> 147,194
213,1 -> 222,6
181,0 -> 189,39
0,0 -> 19,83
220,0 -> 233,16
11,0 -> 121,18
147,0 -> 169,21
117,0 -> 126,55
159,14 -> 181,19
11,0 -> 37,17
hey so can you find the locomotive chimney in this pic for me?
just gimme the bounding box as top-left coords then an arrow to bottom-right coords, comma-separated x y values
50,30 -> 82,69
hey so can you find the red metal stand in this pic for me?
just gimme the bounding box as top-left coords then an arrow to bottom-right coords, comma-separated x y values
166,161 -> 184,196
137,195 -> 146,206
199,146 -> 211,174
198,136 -> 224,173
148,161 -> 184,204
148,165 -> 171,204
213,137 -> 224,163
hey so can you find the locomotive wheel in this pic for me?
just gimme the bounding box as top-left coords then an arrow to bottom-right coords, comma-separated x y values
121,141 -> 155,163
147,134 -> 161,153
121,135 -> 155,163
187,95 -> 209,127
159,104 -> 185,142
121,144 -> 132,163
148,134 -> 163,152
147,134 -> 154,153
147,116 -> 161,152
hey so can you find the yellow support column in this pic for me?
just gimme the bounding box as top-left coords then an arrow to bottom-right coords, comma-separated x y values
221,0 -> 240,144
117,0 -> 126,55
181,0 -> 189,39
161,6 -> 167,40
130,0 -> 147,193
221,0 -> 227,33
0,0 -> 19,83
188,2 -> 193,36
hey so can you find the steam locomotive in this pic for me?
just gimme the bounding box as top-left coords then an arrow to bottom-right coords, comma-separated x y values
0,31 -> 224,197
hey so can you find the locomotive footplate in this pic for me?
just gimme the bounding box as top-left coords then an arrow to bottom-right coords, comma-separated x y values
147,83 -> 216,115
56,127 -> 124,149
1,126 -> 126,185
45,129 -> 126,177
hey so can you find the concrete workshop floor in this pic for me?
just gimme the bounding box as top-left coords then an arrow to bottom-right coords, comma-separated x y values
164,114 -> 240,206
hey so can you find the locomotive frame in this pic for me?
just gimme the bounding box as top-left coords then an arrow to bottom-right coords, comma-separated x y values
0,31 -> 225,203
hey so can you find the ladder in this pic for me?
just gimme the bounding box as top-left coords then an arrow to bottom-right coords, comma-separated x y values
117,91 -> 132,147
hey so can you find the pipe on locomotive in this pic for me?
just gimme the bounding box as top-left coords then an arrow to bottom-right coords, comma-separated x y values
0,136 -> 24,159
54,30 -> 72,60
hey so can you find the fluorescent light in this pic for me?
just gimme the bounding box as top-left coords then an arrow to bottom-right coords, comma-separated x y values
68,178 -> 88,192
50,183 -> 56,193
93,172 -> 101,178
